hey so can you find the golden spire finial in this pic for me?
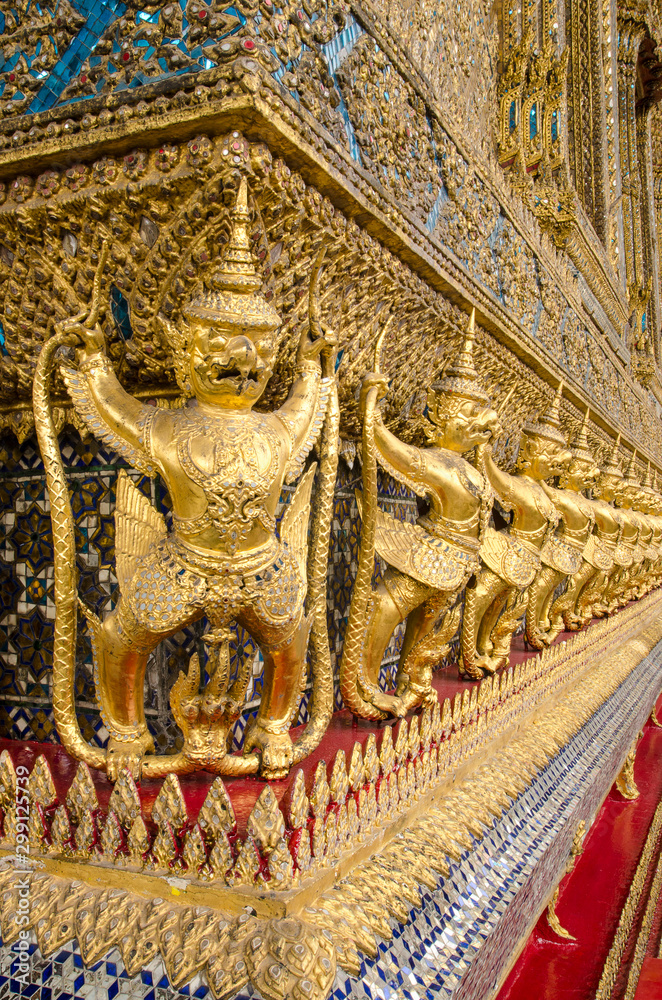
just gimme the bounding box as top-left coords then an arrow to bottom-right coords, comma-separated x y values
623,448 -> 639,485
215,176 -> 261,294
602,432 -> 623,477
545,380 -> 563,426
570,405 -> 593,462
642,460 -> 654,489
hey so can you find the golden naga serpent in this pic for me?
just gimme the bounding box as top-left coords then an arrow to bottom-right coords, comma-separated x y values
339,318 -> 393,721
33,244 -> 339,778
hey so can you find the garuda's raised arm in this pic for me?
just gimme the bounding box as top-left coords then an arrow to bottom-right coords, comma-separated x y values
60,320 -> 160,478
274,266 -> 337,485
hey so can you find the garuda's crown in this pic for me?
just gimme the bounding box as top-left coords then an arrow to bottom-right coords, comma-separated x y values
522,381 -> 567,446
431,308 -> 490,406
183,177 -> 281,335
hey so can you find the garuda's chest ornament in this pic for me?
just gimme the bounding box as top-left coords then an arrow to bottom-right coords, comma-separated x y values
34,178 -> 338,782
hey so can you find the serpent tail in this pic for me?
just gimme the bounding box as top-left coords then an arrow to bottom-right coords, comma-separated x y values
339,385 -> 387,720
292,349 -> 340,763
33,332 -> 105,770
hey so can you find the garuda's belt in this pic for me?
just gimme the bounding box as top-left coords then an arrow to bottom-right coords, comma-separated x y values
612,541 -> 634,568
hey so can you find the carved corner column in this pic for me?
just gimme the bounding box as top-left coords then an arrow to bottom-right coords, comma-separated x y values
603,0 -> 627,282
617,24 -> 647,308
636,101 -> 661,367
567,0 -> 610,240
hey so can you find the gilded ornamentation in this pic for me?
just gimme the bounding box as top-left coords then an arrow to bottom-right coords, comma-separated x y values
461,383 -> 571,677
33,176 -> 339,782
527,408 -> 600,648
1,1 -> 662,995
340,310 -> 499,718
596,798 -> 662,999
1,595 -> 661,1000
615,738 -> 641,799
546,819 -> 586,938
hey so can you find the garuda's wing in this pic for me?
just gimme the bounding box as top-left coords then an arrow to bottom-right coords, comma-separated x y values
115,469 -> 167,592
280,463 -> 318,588
479,526 -> 538,587
61,364 -> 159,478
283,378 -> 332,485
356,493 -> 477,592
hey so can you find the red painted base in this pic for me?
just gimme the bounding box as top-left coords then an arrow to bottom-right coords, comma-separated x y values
0,622 -> 595,833
496,692 -> 662,1000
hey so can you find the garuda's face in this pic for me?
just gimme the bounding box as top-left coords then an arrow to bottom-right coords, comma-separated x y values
519,435 -> 568,480
427,393 -> 501,453
594,472 -> 622,503
189,323 -> 277,409
560,457 -> 600,492
614,482 -> 637,509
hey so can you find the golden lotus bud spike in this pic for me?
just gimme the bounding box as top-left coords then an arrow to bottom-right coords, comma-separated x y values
379,726 -> 395,776
623,448 -> 639,485
431,699 -> 441,742
348,742 -> 364,791
441,698 -> 452,736
571,405 -> 593,462
643,460 -> 653,489
408,715 -> 420,756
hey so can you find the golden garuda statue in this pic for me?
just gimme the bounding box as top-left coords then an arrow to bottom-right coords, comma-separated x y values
33,179 -> 339,781
603,452 -> 643,612
339,310 -> 500,719
573,435 -> 626,624
525,408 -> 599,649
460,384 -> 571,677
631,465 -> 662,598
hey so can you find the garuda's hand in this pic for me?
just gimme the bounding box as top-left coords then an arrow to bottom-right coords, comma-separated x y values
56,318 -> 106,366
360,372 -> 389,414
297,322 -> 337,365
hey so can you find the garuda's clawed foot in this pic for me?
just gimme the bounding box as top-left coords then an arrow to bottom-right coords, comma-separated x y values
244,720 -> 293,780
560,611 -> 582,632
461,653 -> 506,678
396,684 -> 437,715
106,732 -> 154,782
525,628 -> 549,651
360,684 -> 407,718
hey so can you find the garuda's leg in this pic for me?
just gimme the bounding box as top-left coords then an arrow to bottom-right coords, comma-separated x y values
461,568 -> 510,678
343,568 -> 434,718
242,609 -> 311,780
95,597 -> 201,780
550,561 -> 596,633
490,586 -> 527,664
577,569 -> 609,621
604,566 -> 626,612
525,566 -> 563,649
395,589 -> 460,713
